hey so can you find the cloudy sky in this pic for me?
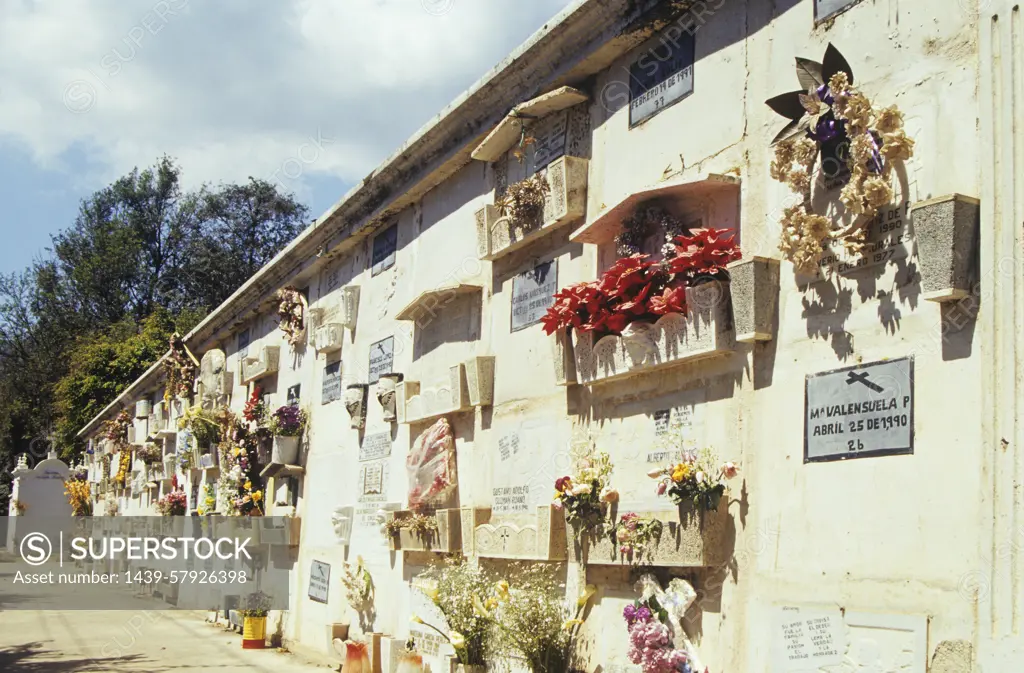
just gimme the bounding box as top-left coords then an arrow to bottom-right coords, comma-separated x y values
0,0 -> 575,273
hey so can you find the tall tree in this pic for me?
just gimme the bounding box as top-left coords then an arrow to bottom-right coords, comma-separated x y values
183,178 -> 309,310
0,157 -> 311,506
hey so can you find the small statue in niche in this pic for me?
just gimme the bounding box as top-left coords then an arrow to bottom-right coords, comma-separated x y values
344,384 -> 368,430
375,373 -> 404,423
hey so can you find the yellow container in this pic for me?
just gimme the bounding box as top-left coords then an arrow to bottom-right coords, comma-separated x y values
242,616 -> 267,649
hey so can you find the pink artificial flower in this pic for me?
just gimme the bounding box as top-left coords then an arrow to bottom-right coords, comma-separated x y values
720,462 -> 739,479
657,481 -> 668,496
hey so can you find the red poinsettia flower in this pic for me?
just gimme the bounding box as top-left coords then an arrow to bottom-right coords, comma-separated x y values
617,282 -> 654,315
668,228 -> 742,278
598,254 -> 654,298
648,283 -> 688,315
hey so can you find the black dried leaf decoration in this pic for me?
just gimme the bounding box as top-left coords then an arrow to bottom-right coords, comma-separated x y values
794,57 -> 824,90
821,43 -> 854,86
765,90 -> 806,121
771,119 -> 810,146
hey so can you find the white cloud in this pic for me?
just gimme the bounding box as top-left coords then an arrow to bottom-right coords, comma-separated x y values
0,0 -> 574,203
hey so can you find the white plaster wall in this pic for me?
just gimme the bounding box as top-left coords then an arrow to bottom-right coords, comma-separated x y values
72,1 -> 987,670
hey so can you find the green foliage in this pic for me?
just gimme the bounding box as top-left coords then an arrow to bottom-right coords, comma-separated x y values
0,156 -> 309,507
52,308 -> 203,459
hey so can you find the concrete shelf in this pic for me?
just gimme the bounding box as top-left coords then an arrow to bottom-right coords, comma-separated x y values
396,357 -> 494,425
385,509 -> 462,553
475,156 -> 589,261
570,173 -> 740,246
573,504 -> 732,568
566,280 -> 735,385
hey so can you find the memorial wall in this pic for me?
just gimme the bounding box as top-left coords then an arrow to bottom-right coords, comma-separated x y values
76,0 -> 1004,671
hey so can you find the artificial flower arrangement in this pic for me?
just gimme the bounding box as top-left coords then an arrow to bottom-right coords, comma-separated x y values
114,448 -> 132,487
178,405 -> 222,448
612,513 -> 664,566
243,386 -> 269,427
648,446 -> 739,512
217,410 -> 265,516
276,286 -> 306,346
67,465 -> 89,483
615,205 -> 689,258
342,557 -> 375,632
164,332 -> 197,402
407,418 -> 457,509
541,228 -> 741,338
104,498 -> 119,517
467,564 -> 597,673
12,500 -> 26,515
413,559 -> 493,668
197,482 -> 217,516
64,479 -> 93,516
102,409 -> 133,448
156,490 -> 188,516
766,43 -> 915,274
624,579 -> 703,673
136,443 -> 163,464
384,513 -> 439,543
497,174 -> 550,225
268,405 -> 306,437
553,442 -> 618,540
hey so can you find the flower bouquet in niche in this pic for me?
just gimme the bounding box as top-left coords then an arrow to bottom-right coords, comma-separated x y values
156,490 -> 188,516
612,513 -> 663,566
553,441 -> 617,542
542,227 -> 741,340
649,445 -> 738,513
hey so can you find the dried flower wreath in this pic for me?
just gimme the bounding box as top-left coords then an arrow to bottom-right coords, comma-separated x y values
766,44 -> 915,274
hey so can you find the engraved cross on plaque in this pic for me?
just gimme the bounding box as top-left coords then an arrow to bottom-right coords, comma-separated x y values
498,528 -> 512,552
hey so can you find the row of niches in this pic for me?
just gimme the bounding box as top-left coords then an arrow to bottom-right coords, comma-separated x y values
332,411 -> 739,570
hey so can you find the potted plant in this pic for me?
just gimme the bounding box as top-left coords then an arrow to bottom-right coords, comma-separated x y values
268,405 -> 306,464
239,591 -> 272,649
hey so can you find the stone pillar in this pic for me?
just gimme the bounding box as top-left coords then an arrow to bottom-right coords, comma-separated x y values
976,2 -> 1024,669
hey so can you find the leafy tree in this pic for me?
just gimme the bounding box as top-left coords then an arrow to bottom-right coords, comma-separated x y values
183,178 -> 309,310
0,157 -> 310,508
52,308 -> 205,458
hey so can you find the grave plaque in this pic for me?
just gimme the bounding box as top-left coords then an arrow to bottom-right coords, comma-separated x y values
359,432 -> 392,462
629,29 -> 695,126
308,560 -> 330,604
803,201 -> 914,282
511,261 -> 559,332
772,607 -> 846,671
490,420 -> 563,515
287,384 -> 301,407
237,328 -> 250,360
368,337 -> 394,384
805,356 -> 914,462
371,224 -> 398,276
322,361 -> 342,405
360,462 -> 385,496
815,0 -> 859,21
531,110 -> 569,170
